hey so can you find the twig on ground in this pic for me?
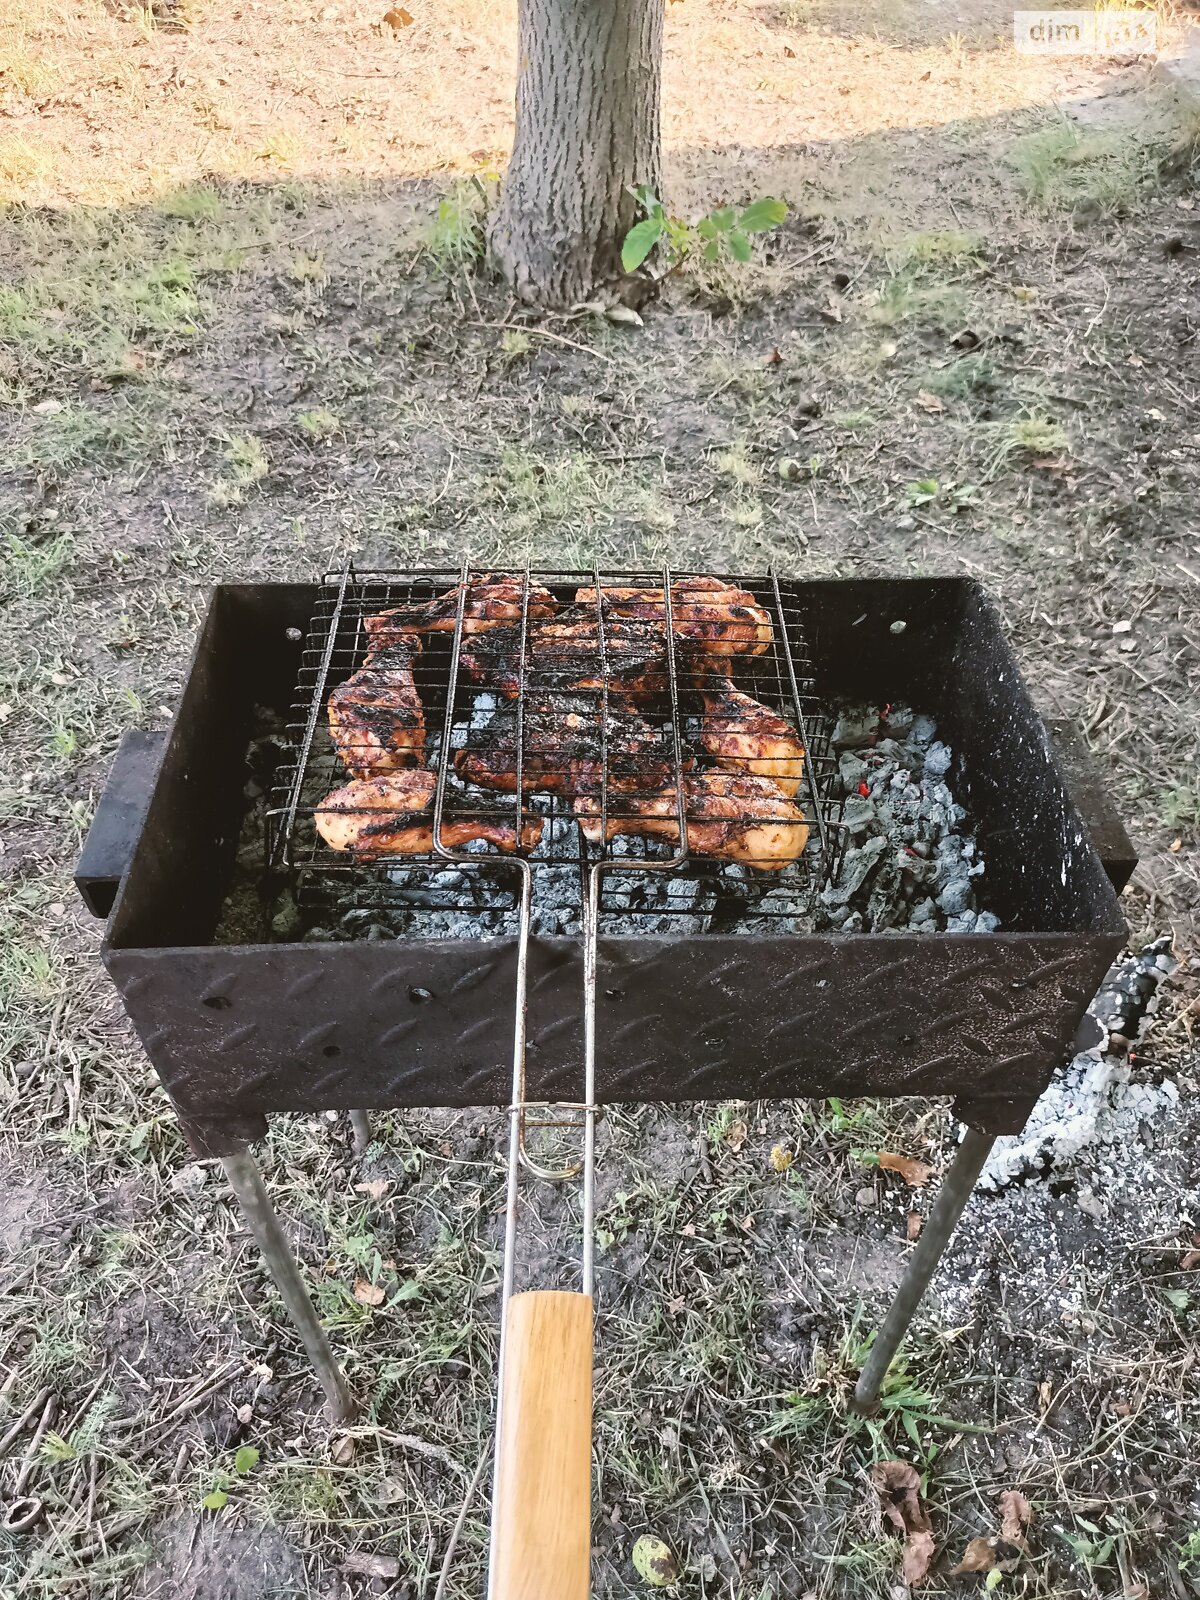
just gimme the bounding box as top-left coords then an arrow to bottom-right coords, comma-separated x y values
15,1393 -> 57,1495
0,1387 -> 53,1457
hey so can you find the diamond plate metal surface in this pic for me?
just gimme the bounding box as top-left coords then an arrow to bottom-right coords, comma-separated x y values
107,925 -> 1119,1144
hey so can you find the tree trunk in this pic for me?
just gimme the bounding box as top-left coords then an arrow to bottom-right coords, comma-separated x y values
490,0 -> 664,308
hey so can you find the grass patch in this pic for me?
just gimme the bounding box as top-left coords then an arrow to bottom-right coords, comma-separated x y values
0,134 -> 54,199
1011,119 -> 1156,216
868,270 -> 966,331
1,532 -> 74,598
981,413 -> 1069,479
297,406 -> 341,439
886,229 -> 984,268
158,183 -> 225,222
427,172 -> 498,275
210,434 -> 271,504
921,353 -> 998,399
476,445 -> 614,537
0,191 -> 295,395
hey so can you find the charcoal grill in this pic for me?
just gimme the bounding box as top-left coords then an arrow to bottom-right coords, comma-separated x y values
77,568 -> 1133,1597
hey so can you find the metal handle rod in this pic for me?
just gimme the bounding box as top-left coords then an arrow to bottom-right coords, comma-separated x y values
580,568 -> 690,1295
222,1150 -> 356,1424
851,1127 -> 996,1413
425,567 -> 537,1600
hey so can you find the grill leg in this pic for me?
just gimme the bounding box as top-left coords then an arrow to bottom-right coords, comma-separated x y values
349,1109 -> 372,1158
851,1127 -> 995,1414
222,1151 -> 356,1424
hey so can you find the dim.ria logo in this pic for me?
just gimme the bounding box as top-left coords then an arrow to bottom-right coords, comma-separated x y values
1013,8 -> 1158,54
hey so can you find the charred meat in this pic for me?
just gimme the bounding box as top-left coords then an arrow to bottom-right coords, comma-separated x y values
574,577 -> 773,659
365,572 -> 557,651
698,677 -> 806,798
327,634 -> 425,778
455,695 -> 680,798
315,769 -> 543,857
460,609 -> 668,701
575,770 -> 809,870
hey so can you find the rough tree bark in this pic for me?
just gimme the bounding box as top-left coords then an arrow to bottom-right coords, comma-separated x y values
490,0 -> 665,308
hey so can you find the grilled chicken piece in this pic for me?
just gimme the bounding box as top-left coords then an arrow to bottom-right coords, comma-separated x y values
574,577 -> 773,659
575,770 -> 809,870
315,769 -> 543,857
365,573 -> 557,651
460,610 -> 668,701
698,678 -> 806,798
455,695 -> 680,798
328,634 -> 425,778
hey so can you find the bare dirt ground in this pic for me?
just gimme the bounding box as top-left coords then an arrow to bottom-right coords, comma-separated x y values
1,0 -> 1199,1595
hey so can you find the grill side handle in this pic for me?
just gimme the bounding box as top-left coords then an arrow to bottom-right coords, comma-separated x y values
74,730 -> 167,920
1043,716 -> 1138,893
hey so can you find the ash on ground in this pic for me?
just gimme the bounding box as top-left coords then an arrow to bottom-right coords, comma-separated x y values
932,937 -> 1195,1333
215,701 -> 998,943
978,936 -> 1180,1192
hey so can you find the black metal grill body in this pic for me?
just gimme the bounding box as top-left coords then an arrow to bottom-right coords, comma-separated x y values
98,578 -> 1128,1153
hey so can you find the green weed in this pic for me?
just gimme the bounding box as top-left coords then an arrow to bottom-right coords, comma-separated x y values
622,188 -> 788,275
298,407 -> 341,439
427,172 -> 498,273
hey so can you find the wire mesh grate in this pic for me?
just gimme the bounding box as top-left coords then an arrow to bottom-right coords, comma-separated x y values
266,566 -> 846,933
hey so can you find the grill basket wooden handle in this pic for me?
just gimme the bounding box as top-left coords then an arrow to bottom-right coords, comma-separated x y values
490,1290 -> 593,1600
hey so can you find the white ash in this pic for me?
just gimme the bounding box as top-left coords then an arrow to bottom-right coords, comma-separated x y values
932,937 -> 1193,1336
978,937 -> 1179,1192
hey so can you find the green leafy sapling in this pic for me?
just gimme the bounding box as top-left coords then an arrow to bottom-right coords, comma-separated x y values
621,187 -> 788,276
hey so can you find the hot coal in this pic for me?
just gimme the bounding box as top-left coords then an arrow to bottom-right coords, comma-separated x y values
818,707 -> 997,935
214,700 -> 998,943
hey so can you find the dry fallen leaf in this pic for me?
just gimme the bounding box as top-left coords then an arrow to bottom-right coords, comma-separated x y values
330,1434 -> 355,1466
354,1179 -> 390,1200
952,1536 -> 997,1575
383,5 -> 413,24
770,1143 -> 793,1172
870,1460 -> 935,1585
903,1530 -> 935,1586
998,1489 -> 1033,1545
353,1278 -> 385,1307
879,1152 -> 935,1188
